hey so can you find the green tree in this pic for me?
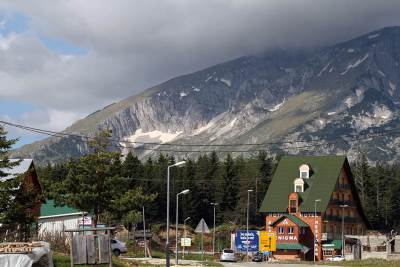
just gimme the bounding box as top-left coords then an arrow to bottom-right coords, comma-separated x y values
54,130 -> 138,226
219,154 -> 239,223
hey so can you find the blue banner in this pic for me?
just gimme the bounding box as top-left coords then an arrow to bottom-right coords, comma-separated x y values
235,230 -> 259,252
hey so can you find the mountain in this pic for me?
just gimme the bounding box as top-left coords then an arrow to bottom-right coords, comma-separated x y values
13,26 -> 400,163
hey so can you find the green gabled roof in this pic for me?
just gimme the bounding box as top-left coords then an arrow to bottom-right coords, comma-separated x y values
276,243 -> 308,250
260,155 -> 346,213
270,214 -> 309,227
40,199 -> 81,217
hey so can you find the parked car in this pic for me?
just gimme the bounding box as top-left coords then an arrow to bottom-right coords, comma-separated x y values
111,239 -> 128,256
326,255 -> 344,261
252,251 -> 264,262
220,249 -> 237,262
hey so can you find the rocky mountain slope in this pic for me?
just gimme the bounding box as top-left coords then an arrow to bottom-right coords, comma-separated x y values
13,26 -> 400,163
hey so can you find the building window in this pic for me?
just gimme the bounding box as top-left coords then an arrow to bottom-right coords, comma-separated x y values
294,178 -> 304,193
323,249 -> 333,256
299,164 -> 310,178
278,227 -> 285,234
288,227 -> 294,234
290,200 -> 297,214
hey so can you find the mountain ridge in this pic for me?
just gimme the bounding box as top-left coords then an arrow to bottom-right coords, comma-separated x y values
12,26 -> 400,163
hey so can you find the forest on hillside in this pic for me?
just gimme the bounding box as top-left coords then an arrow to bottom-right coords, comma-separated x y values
37,147 -> 400,232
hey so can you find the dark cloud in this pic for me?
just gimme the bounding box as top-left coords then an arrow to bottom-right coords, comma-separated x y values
1,0 -> 400,130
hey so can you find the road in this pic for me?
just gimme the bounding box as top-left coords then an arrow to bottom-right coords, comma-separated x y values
220,262 -> 340,267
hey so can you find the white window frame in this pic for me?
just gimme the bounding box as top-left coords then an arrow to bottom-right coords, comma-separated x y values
278,227 -> 285,234
288,227 -> 294,234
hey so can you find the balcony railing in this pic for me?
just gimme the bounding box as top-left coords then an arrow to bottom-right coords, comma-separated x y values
336,183 -> 351,190
324,215 -> 361,223
330,199 -> 355,206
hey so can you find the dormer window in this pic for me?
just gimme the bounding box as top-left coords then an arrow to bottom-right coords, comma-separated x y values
299,164 -> 310,179
294,178 -> 304,193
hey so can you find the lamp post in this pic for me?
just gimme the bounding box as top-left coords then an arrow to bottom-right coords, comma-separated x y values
182,217 -> 190,259
143,206 -> 147,258
176,189 -> 190,265
246,190 -> 253,261
166,161 -> 186,267
314,199 -> 321,262
340,204 -> 349,258
210,203 -> 219,255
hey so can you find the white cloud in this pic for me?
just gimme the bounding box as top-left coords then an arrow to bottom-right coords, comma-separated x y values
0,0 -> 399,138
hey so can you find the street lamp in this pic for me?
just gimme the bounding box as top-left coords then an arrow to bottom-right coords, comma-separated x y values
182,217 -> 191,259
210,203 -> 219,255
166,161 -> 186,267
340,204 -> 349,258
246,189 -> 253,261
314,199 -> 321,262
176,189 -> 190,265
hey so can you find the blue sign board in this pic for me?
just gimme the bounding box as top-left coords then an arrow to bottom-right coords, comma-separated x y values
235,230 -> 259,252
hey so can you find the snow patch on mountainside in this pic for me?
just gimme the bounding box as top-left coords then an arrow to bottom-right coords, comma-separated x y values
351,104 -> 392,131
318,61 -> 331,77
268,99 -> 285,112
123,129 -> 183,148
368,33 -> 380,39
341,53 -> 369,75
180,92 -> 188,98
389,81 -> 396,96
220,78 -> 231,87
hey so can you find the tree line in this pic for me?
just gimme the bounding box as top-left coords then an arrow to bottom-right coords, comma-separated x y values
3,126 -> 400,238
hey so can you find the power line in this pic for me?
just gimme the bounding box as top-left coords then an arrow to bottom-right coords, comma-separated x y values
1,119 -> 399,153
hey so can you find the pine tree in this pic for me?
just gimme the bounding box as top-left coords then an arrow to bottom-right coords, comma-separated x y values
219,154 -> 239,223
54,130 -> 130,226
122,152 -> 143,188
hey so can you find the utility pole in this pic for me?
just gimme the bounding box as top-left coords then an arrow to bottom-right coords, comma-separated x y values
314,199 -> 321,262
143,206 -> 147,258
340,205 -> 349,258
211,203 -> 219,255
246,190 -> 253,261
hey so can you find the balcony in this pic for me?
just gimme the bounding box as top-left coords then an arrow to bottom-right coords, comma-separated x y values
336,183 -> 351,190
324,215 -> 361,223
330,199 -> 355,207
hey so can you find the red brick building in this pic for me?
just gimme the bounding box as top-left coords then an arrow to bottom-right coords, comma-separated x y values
259,156 -> 368,261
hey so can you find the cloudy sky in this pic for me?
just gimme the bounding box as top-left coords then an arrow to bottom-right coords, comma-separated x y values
1,0 -> 400,147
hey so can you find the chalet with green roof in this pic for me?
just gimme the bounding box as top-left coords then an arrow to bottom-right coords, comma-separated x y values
260,155 -> 368,261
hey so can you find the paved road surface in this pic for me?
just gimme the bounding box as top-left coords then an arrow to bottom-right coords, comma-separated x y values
220,262 -> 339,267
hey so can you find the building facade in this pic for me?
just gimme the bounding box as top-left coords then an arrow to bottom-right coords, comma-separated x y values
260,156 -> 368,261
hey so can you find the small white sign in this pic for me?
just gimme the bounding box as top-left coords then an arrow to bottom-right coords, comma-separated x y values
181,238 -> 191,247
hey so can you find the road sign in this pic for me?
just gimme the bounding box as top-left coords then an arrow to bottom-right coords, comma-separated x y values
181,238 -> 191,247
259,231 -> 276,252
194,219 -> 210,233
235,230 -> 259,252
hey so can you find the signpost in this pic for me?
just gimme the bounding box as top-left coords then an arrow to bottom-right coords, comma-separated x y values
259,231 -> 276,252
194,218 -> 210,261
235,230 -> 259,252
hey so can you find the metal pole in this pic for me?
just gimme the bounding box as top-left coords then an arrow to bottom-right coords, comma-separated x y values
247,190 -> 253,261
246,191 -> 250,261
166,166 -> 171,267
143,206 -> 147,258
175,193 -> 179,265
213,204 -> 216,255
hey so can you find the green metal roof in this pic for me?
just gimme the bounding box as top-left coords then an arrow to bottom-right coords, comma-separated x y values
270,214 -> 309,228
40,199 -> 81,217
322,240 -> 342,250
260,155 -> 346,213
276,243 -> 308,250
